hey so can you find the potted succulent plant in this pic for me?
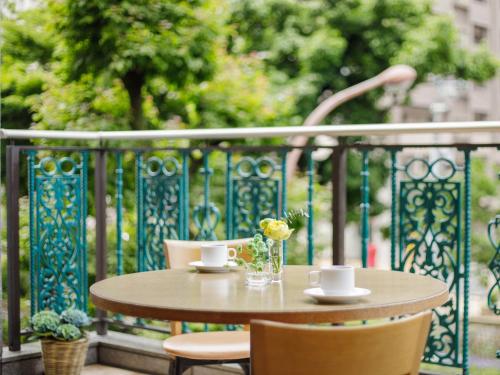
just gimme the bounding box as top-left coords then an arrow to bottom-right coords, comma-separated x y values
31,308 -> 91,375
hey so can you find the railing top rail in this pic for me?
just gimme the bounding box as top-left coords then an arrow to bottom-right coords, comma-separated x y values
1,121 -> 499,141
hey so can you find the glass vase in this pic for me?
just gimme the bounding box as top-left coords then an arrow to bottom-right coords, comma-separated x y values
245,261 -> 271,287
245,269 -> 270,287
269,240 -> 283,282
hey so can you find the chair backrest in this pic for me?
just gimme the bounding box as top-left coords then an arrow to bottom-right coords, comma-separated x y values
163,238 -> 252,269
163,238 -> 253,336
250,312 -> 432,375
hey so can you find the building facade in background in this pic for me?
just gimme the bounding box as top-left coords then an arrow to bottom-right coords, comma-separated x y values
397,0 -> 500,135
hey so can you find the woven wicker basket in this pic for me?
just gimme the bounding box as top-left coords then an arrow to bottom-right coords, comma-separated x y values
41,337 -> 88,375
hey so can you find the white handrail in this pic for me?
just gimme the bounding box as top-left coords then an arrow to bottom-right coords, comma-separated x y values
1,121 -> 499,141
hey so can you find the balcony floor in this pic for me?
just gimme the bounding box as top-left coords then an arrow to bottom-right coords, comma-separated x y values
83,365 -> 148,375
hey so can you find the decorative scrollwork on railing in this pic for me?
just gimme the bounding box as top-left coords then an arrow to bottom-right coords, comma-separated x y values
193,151 -> 220,240
137,154 -> 187,271
487,215 -> 500,315
227,156 -> 281,239
28,152 -> 88,315
395,156 -> 464,368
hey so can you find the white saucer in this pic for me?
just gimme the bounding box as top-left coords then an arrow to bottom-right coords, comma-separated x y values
189,261 -> 238,273
304,287 -> 371,304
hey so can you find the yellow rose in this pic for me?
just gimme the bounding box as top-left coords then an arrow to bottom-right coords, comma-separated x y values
259,218 -> 273,231
263,220 -> 293,241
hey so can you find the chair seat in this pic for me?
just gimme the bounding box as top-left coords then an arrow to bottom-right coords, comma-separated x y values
163,331 -> 250,361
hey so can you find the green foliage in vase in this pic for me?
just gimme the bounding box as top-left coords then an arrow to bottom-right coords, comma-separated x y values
236,234 -> 268,272
281,208 -> 309,229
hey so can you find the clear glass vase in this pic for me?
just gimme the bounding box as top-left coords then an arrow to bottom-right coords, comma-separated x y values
245,259 -> 271,287
269,240 -> 283,282
245,269 -> 270,287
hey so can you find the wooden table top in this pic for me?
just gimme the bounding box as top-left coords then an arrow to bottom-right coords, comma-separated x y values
90,266 -> 449,324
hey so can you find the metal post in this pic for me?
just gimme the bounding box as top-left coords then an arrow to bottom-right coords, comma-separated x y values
306,150 -> 314,265
182,151 -> 189,240
360,150 -> 370,268
280,150 -> 288,263
95,150 -> 108,335
226,152 -> 233,239
115,152 -> 123,276
331,145 -> 346,265
390,150 -> 398,270
6,146 -> 21,351
462,149 -> 472,375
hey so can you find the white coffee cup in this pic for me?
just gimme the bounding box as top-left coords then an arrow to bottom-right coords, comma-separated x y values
308,265 -> 355,293
201,244 -> 237,267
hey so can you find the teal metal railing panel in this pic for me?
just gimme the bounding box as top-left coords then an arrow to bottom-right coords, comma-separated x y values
487,215 -> 499,315
193,151 -> 220,240
136,152 -> 188,271
227,156 -> 282,239
391,153 -> 469,373
28,151 -> 89,315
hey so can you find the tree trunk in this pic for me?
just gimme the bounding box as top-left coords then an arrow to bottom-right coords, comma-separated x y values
122,70 -> 145,130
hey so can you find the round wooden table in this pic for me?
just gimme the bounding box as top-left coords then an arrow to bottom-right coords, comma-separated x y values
90,266 -> 448,324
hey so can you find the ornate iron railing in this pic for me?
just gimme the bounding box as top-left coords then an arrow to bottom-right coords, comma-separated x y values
2,122 -> 500,375
488,216 -> 499,315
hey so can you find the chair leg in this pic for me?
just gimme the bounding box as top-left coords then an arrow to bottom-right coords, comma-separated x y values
169,357 -> 185,375
168,358 -> 176,375
240,362 -> 250,375
170,357 -> 249,375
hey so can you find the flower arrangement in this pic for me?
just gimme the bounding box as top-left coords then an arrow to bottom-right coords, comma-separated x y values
236,234 -> 269,273
32,309 -> 91,375
238,209 -> 308,284
31,308 -> 90,341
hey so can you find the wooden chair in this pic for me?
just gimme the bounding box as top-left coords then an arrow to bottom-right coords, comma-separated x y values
250,311 -> 432,375
162,239 -> 252,375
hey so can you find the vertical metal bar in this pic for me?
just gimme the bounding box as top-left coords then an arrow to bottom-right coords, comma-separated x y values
135,152 -> 145,326
281,150 -> 288,263
226,152 -> 233,240
182,151 -> 189,240
390,150 -> 398,270
331,145 -> 346,265
7,146 -> 21,351
455,168 -> 462,366
462,149 -> 472,375
27,151 -> 36,316
136,152 -> 144,271
202,151 -> 211,238
360,150 -> 370,268
306,150 -> 314,265
95,150 -> 108,335
115,152 -> 124,276
81,151 -> 89,310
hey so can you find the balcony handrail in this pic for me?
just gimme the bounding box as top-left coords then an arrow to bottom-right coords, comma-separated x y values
1,121 -> 500,141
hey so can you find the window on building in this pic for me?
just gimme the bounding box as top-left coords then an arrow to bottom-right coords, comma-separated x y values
454,5 -> 468,25
474,112 -> 488,121
473,25 -> 488,44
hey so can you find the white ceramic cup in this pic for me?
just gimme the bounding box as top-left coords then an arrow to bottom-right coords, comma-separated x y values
308,265 -> 355,293
201,244 -> 237,267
